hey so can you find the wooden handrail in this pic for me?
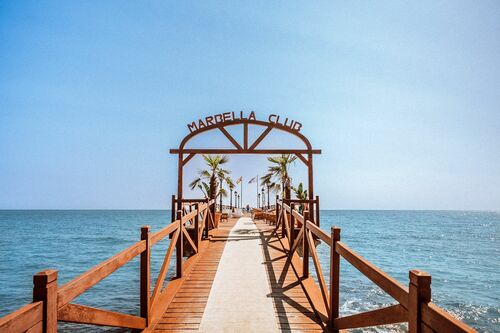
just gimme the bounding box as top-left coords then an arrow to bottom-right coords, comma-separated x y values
0,196 -> 216,332
422,302 -> 475,333
57,240 -> 147,308
275,199 -> 477,333
306,220 -> 330,244
150,220 -> 180,245
0,301 -> 43,333
335,241 -> 409,307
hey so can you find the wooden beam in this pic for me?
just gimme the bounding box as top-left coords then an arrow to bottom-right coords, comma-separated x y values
219,126 -> 243,150
307,230 -> 330,314
182,153 -> 196,166
58,241 -> 146,308
0,302 -> 42,333
170,148 -> 321,154
335,242 -> 409,308
334,304 -> 407,330
58,303 -> 146,330
244,123 -> 248,149
151,229 -> 180,308
248,126 -> 272,150
182,227 -> 198,253
296,153 -> 308,165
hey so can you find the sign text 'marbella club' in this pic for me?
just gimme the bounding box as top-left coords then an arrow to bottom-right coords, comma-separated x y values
187,111 -> 302,133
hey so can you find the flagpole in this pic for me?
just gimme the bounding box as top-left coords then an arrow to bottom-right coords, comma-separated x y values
256,174 -> 259,209
240,180 -> 242,209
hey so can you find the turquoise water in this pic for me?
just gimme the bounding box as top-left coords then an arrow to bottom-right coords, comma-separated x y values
0,210 -> 498,332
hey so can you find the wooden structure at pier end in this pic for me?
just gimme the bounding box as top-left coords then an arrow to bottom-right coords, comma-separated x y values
0,112 -> 477,333
170,112 -> 321,201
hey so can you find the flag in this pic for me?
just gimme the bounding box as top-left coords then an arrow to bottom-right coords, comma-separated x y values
248,176 -> 258,184
236,176 -> 243,184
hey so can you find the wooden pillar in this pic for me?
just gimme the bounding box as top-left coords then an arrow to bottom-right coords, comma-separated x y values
176,210 -> 183,278
140,226 -> 151,325
275,195 -> 280,228
408,270 -> 431,333
204,199 -> 209,239
302,211 -> 309,278
177,153 -> 183,200
194,203 -> 200,249
307,153 -> 314,201
290,203 -> 295,247
329,227 -> 341,331
211,198 -> 216,229
281,200 -> 287,238
33,270 -> 58,333
171,195 -> 176,223
315,195 -> 320,227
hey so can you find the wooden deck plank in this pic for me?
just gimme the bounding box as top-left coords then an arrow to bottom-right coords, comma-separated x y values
150,215 -> 326,332
254,219 -> 327,332
149,217 -> 237,332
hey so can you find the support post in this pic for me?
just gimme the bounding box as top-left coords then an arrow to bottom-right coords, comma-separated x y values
302,211 -> 309,278
140,226 -> 150,325
275,195 -> 280,228
290,203 -> 295,248
329,227 -> 341,331
33,270 -> 58,333
408,270 -> 431,333
315,195 -> 320,227
211,200 -> 216,229
171,195 -> 176,223
307,153 -> 314,201
204,199 -> 209,239
176,210 -> 183,278
194,203 -> 200,249
177,154 -> 183,200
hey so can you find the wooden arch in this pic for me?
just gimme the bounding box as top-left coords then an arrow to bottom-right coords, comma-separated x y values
169,118 -> 321,203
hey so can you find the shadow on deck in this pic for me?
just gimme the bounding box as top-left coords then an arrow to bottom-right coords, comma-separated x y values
148,217 -> 326,332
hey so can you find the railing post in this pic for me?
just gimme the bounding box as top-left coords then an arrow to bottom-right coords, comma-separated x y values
329,227 -> 341,331
315,195 -> 320,227
290,203 -> 295,248
275,195 -> 280,228
194,203 -> 200,250
171,195 -> 176,223
204,199 -> 209,239
281,199 -> 286,238
33,270 -> 58,333
176,210 -> 183,278
211,199 -> 216,229
408,270 -> 431,333
302,210 -> 309,278
140,226 -> 150,325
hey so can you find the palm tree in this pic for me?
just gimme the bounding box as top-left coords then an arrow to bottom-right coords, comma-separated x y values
261,174 -> 281,208
292,182 -> 307,213
262,154 -> 297,199
225,177 -> 235,210
189,155 -> 230,200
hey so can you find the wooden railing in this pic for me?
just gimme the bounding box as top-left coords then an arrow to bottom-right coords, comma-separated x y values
276,199 -> 477,333
0,198 -> 215,333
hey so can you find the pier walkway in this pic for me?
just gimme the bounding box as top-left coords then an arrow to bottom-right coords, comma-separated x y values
151,215 -> 324,332
0,199 -> 476,333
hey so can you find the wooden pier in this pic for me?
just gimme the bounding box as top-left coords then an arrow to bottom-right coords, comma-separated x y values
0,117 -> 478,332
0,200 -> 477,332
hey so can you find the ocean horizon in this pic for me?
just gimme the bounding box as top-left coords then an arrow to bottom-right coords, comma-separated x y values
0,209 -> 498,332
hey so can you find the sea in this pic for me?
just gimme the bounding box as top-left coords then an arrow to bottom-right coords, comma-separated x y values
0,210 -> 498,332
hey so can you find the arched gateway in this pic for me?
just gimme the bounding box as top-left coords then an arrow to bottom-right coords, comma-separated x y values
0,112 -> 476,333
170,112 -> 321,202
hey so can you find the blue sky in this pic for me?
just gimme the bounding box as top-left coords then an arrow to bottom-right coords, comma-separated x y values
1,1 -> 499,209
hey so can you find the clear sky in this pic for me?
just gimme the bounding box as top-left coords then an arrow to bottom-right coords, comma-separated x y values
1,1 -> 499,210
